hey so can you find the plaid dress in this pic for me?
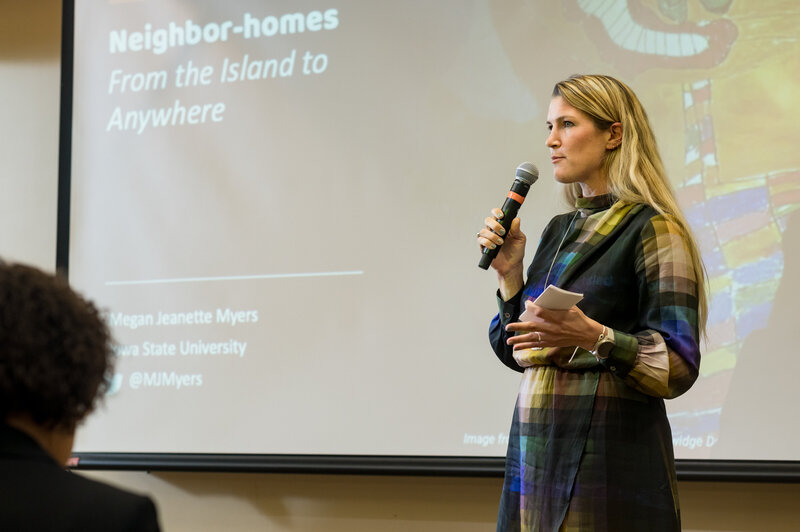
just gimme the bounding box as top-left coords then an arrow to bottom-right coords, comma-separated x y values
490,195 -> 701,532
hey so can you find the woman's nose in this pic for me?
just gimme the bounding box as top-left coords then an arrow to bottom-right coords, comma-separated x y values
546,131 -> 559,148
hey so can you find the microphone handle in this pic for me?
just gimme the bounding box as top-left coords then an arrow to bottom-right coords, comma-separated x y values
478,196 -> 522,270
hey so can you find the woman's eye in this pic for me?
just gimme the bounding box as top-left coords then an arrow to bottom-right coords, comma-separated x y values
564,121 -> 574,127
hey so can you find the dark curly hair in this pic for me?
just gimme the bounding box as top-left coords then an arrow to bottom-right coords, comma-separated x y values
0,262 -> 114,431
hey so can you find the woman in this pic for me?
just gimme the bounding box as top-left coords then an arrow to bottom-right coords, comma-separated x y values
477,75 -> 705,532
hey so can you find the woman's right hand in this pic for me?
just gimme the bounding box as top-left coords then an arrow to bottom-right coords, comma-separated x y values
477,208 -> 526,276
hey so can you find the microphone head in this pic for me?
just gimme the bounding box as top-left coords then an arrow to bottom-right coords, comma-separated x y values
515,162 -> 539,185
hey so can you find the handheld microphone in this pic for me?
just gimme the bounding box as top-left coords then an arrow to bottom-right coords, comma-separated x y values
478,162 -> 539,270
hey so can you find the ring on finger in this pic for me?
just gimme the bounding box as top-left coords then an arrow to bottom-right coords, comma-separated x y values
536,331 -> 542,342
476,232 -> 481,238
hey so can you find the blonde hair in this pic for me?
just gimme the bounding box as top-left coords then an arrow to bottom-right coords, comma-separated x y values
553,74 -> 707,335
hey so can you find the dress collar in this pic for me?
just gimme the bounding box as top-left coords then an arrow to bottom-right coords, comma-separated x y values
575,193 -> 615,217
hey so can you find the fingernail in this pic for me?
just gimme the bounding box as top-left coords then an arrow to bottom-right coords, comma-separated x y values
497,238 -> 504,245
498,228 -> 506,236
489,244 -> 496,249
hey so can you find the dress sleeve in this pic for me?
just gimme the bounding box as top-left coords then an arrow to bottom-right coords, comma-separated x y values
597,214 -> 701,399
489,289 -> 525,373
487,217 -> 561,374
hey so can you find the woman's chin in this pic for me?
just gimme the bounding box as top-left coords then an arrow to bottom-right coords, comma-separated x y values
552,172 -> 574,185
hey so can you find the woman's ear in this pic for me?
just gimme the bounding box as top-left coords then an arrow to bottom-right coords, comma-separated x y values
607,122 -> 623,149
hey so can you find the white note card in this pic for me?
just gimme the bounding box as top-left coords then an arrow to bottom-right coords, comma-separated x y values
531,284 -> 583,311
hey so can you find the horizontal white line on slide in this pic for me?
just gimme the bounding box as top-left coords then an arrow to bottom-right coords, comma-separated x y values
105,270 -> 365,286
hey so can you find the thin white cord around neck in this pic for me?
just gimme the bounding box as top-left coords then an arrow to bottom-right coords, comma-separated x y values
541,209 -> 582,363
543,210 -> 580,289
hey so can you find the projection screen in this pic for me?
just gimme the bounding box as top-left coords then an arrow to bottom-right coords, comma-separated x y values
63,0 -> 800,474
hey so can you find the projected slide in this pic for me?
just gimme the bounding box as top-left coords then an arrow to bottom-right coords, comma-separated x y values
69,0 -> 800,460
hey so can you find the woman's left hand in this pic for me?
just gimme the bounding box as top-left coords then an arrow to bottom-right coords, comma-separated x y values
505,302 -> 603,352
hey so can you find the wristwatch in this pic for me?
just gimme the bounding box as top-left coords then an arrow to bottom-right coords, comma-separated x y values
590,326 -> 615,360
